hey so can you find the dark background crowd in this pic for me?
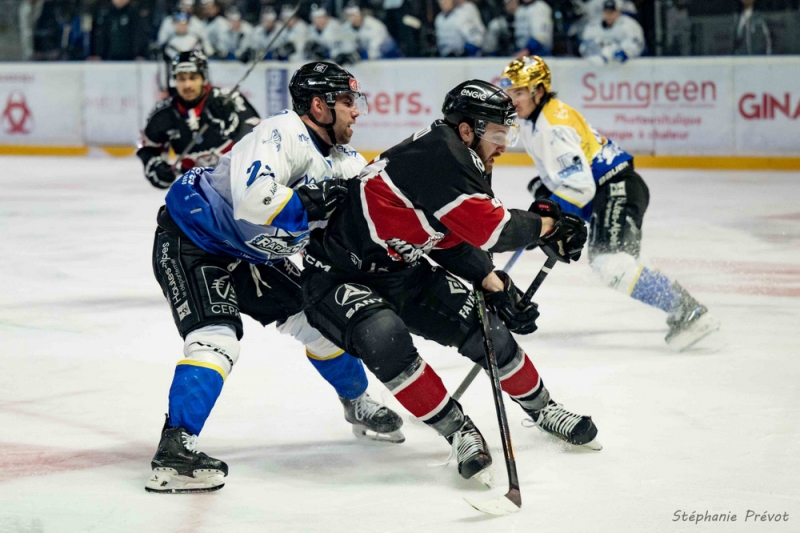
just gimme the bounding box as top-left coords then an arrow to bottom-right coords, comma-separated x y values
6,0 -> 800,62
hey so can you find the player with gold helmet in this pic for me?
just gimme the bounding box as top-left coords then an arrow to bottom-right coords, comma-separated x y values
499,55 -> 720,352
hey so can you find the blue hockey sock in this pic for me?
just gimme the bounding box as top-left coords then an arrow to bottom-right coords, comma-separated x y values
168,364 -> 224,436
306,352 -> 368,400
630,267 -> 681,313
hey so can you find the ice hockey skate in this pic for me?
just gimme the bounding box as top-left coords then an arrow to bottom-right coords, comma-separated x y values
445,416 -> 493,487
341,393 -> 405,443
145,417 -> 228,494
525,400 -> 602,451
665,286 -> 721,352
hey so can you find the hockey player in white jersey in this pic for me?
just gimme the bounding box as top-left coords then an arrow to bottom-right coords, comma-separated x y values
579,0 -> 644,64
158,0 -> 209,48
515,0 -> 553,56
500,56 -> 720,351
307,5 -> 360,65
344,2 -> 401,60
207,5 -> 252,60
434,0 -> 485,57
146,62 -> 404,494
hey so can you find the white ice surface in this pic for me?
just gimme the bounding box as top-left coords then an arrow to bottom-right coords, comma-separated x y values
1,156 -> 799,533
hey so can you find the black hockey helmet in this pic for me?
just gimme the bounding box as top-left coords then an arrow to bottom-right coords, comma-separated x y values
289,61 -> 368,143
172,50 -> 209,80
442,79 -> 519,147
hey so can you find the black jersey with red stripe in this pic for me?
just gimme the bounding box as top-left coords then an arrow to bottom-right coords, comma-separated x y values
320,120 -> 543,283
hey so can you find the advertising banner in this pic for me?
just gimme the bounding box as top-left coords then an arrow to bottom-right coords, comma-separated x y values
1,58 -> 798,158
0,66 -> 82,145
559,60 -> 734,156
733,58 -> 800,155
84,65 -> 140,145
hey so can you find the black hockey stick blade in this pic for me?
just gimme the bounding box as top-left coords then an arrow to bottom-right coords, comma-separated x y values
465,487 -> 521,516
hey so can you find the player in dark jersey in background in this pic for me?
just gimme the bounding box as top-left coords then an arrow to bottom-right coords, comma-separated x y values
302,80 -> 600,487
137,50 -> 260,189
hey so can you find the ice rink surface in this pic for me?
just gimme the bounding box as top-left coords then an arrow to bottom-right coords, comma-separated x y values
1,155 -> 799,533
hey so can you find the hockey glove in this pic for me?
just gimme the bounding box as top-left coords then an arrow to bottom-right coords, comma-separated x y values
484,271 -> 540,335
145,159 -> 178,189
540,214 -> 587,264
206,92 -> 240,137
296,179 -> 349,222
526,177 -> 552,200
526,198 -> 562,250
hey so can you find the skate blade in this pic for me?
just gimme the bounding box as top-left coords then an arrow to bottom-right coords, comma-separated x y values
465,489 -> 521,516
145,468 -> 226,494
351,425 -> 406,444
470,467 -> 495,488
580,438 -> 603,451
668,313 -> 721,352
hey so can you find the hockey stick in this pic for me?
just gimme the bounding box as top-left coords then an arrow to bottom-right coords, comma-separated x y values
451,254 -> 556,402
170,1 -> 302,172
464,286 -> 521,516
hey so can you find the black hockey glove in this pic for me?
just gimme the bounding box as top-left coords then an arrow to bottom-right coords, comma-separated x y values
540,214 -> 587,264
525,198 -> 562,250
527,177 -> 552,200
484,271 -> 540,335
296,179 -> 349,222
206,93 -> 240,135
145,159 -> 178,189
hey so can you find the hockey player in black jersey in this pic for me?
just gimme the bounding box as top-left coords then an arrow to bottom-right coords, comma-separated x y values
136,50 -> 261,189
301,79 -> 601,485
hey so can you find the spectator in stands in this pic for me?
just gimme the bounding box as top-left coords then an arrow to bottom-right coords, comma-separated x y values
277,4 -> 308,62
382,0 -> 421,57
248,8 -> 279,59
732,0 -> 771,55
163,12 -> 214,61
579,0 -> 644,64
483,0 -> 519,57
19,0 -> 44,61
158,0 -> 208,47
33,0 -> 67,60
344,2 -> 401,59
434,0 -> 485,57
515,0 -> 553,56
90,0 -> 150,60
211,6 -> 253,60
205,0 -> 227,54
307,5 -> 360,64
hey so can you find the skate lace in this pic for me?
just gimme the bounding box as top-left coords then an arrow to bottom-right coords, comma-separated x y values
354,395 -> 384,422
432,427 -> 483,468
181,433 -> 199,453
526,402 -> 581,437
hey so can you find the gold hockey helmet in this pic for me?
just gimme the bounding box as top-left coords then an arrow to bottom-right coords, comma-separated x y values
499,56 -> 551,93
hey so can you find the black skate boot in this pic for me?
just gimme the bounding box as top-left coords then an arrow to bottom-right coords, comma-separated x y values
340,393 -> 405,443
145,416 -> 228,494
665,283 -> 720,352
526,400 -> 601,451
445,416 -> 493,486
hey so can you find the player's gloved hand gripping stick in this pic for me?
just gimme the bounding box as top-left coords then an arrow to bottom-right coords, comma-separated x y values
451,256 -> 557,402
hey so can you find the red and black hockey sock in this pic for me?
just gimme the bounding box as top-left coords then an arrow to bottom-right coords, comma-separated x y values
384,356 -> 464,437
499,347 -> 550,412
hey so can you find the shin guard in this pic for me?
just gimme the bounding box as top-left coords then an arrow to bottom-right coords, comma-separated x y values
384,357 -> 464,437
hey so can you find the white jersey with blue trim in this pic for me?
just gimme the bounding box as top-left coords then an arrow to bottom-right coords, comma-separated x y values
519,97 -> 632,220
164,110 -> 367,264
